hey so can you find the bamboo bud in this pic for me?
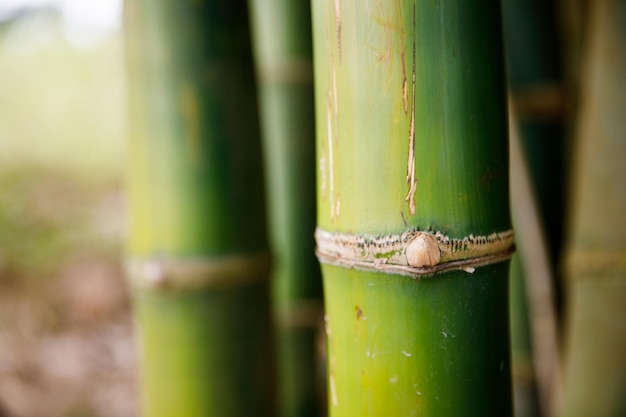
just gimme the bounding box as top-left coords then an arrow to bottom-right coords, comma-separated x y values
406,234 -> 440,268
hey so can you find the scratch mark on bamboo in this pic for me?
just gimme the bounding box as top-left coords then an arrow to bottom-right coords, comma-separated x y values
327,96 -> 335,221
319,152 -> 327,199
335,194 -> 341,217
335,0 -> 342,64
325,314 -> 339,407
385,20 -> 392,64
332,60 -> 338,122
355,305 -> 363,320
405,4 -> 417,215
401,51 -> 408,113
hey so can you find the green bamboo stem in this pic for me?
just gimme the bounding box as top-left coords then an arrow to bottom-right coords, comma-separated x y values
502,0 -> 565,267
248,1 -> 323,416
124,1 -> 275,416
509,109 -> 561,416
560,1 -> 626,416
312,1 -> 513,415
502,2 -> 565,413
509,254 -> 542,417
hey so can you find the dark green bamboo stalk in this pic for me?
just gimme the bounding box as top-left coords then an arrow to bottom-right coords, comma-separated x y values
509,254 -> 541,417
502,0 -> 565,281
124,1 -> 275,416
248,1 -> 323,416
502,1 -> 565,415
560,1 -> 626,416
312,1 -> 513,415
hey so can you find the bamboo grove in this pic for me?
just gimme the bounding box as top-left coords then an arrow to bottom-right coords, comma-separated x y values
123,0 -> 626,416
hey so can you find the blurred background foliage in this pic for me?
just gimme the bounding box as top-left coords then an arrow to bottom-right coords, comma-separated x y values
0,0 -> 125,283
0,2 -> 136,417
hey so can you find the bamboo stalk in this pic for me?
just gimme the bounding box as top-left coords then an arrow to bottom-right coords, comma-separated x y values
560,1 -> 626,416
502,0 -> 565,268
509,108 -> 562,416
509,254 -> 542,417
248,1 -> 323,416
312,1 -> 513,415
124,1 -> 275,416
501,2 -> 566,414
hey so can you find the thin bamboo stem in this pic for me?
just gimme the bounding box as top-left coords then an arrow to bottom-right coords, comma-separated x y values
509,108 -> 562,416
248,1 -> 323,416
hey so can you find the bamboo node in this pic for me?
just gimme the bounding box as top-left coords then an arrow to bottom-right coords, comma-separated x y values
315,227 -> 515,277
564,248 -> 626,278
125,253 -> 272,292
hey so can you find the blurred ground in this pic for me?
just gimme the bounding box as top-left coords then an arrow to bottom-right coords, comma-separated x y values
0,9 -> 136,417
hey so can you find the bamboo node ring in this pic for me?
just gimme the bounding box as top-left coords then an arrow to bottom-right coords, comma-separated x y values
125,253 -> 272,292
315,227 -> 515,278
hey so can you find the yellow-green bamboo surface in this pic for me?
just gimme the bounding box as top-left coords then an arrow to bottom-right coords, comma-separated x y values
312,0 -> 513,415
249,1 -> 323,416
124,1 -> 275,416
560,0 -> 626,416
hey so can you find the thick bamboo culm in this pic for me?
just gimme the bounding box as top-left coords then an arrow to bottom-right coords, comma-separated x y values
560,0 -> 626,416
124,1 -> 275,416
248,1 -> 323,416
312,1 -> 513,415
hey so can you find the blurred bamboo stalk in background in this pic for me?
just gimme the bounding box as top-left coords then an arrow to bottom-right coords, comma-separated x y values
508,255 -> 541,417
312,0 -> 514,415
249,1 -> 324,416
560,0 -> 626,416
556,0 -> 588,107
509,108 -> 562,417
502,0 -> 566,275
502,1 -> 565,415
124,1 -> 275,416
